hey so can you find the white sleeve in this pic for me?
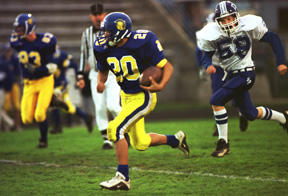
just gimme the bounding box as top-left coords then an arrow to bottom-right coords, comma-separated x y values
197,37 -> 215,52
250,17 -> 268,40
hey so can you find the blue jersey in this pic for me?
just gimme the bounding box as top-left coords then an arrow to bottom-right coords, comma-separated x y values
53,49 -> 78,88
0,54 -> 21,83
94,30 -> 167,94
9,32 -> 57,80
0,60 -> 13,91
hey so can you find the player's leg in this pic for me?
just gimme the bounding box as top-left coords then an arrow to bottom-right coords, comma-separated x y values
34,76 -> 54,148
63,91 -> 93,132
232,99 -> 248,132
100,91 -> 156,190
11,83 -> 22,130
21,81 -> 38,124
210,66 -> 225,136
90,76 -> 111,148
256,106 -> 288,130
0,89 -> 14,131
105,73 -> 122,118
49,108 -> 62,134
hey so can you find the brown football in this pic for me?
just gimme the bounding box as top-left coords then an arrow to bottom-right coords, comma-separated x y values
140,66 -> 163,86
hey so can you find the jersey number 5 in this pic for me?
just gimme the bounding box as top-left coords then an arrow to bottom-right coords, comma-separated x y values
217,35 -> 251,60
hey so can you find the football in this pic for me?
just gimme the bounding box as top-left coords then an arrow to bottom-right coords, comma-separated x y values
140,66 -> 163,86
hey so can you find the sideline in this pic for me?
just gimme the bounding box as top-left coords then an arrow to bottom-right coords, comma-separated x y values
0,159 -> 287,183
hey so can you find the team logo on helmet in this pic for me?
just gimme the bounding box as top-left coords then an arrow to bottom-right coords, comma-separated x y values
115,19 -> 126,31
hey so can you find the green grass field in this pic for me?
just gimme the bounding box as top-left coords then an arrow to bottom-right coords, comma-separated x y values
1,118 -> 288,195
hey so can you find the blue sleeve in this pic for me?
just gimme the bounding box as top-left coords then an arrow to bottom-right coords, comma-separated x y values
195,47 -> 204,68
260,32 -> 286,66
94,51 -> 109,72
202,51 -> 214,69
144,32 -> 165,66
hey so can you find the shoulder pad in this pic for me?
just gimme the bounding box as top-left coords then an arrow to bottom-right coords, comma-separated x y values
39,32 -> 57,46
239,15 -> 264,31
196,22 -> 222,41
9,33 -> 22,50
94,37 -> 109,53
124,30 -> 155,49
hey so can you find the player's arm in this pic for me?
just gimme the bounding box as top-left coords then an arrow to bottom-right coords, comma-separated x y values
201,51 -> 216,75
97,69 -> 109,93
260,32 -> 287,75
77,31 -> 89,88
141,59 -> 174,92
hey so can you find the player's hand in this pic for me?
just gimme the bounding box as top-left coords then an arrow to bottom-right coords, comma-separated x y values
46,63 -> 57,74
199,67 -> 208,81
206,65 -> 216,75
140,76 -> 163,92
97,82 -> 105,93
277,64 -> 287,75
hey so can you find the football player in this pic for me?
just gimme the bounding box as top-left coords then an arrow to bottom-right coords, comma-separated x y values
197,1 -> 288,157
0,56 -> 15,131
10,13 -> 58,148
1,43 -> 22,131
196,13 -> 249,136
50,47 -> 93,133
95,12 -> 190,190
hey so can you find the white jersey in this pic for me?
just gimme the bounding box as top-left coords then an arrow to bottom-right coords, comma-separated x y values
196,14 -> 268,71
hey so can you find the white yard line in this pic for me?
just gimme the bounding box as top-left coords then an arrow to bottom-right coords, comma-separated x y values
1,159 -> 287,183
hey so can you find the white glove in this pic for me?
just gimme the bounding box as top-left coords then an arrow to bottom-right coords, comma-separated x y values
46,63 -> 57,74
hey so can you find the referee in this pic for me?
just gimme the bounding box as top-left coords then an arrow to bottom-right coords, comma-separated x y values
77,3 -> 121,149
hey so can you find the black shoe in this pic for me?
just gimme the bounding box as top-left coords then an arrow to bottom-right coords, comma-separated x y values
212,124 -> 218,136
84,115 -> 94,133
102,142 -> 113,150
239,115 -> 248,132
38,140 -> 48,148
211,139 -> 229,158
280,112 -> 288,132
50,94 -> 69,111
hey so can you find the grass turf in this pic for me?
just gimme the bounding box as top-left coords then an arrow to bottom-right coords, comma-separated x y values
0,118 -> 288,195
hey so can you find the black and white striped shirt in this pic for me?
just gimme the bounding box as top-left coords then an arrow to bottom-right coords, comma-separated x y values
79,26 -> 100,73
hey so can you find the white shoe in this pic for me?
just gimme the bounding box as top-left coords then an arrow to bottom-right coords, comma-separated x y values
175,131 -> 190,156
100,171 -> 130,190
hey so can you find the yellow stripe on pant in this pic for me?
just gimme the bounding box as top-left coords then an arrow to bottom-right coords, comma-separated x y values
21,75 -> 54,124
107,90 -> 157,151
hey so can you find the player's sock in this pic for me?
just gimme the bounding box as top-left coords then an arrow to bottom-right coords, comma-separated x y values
166,135 -> 179,147
117,165 -> 129,181
257,106 -> 286,124
52,109 -> 61,125
39,119 -> 48,142
214,109 -> 228,143
75,107 -> 88,119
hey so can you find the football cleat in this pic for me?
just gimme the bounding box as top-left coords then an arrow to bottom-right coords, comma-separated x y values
211,139 -> 229,158
280,112 -> 288,132
100,172 -> 130,191
239,115 -> 248,132
174,131 -> 190,156
84,115 -> 94,133
38,140 -> 48,148
102,141 -> 113,150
